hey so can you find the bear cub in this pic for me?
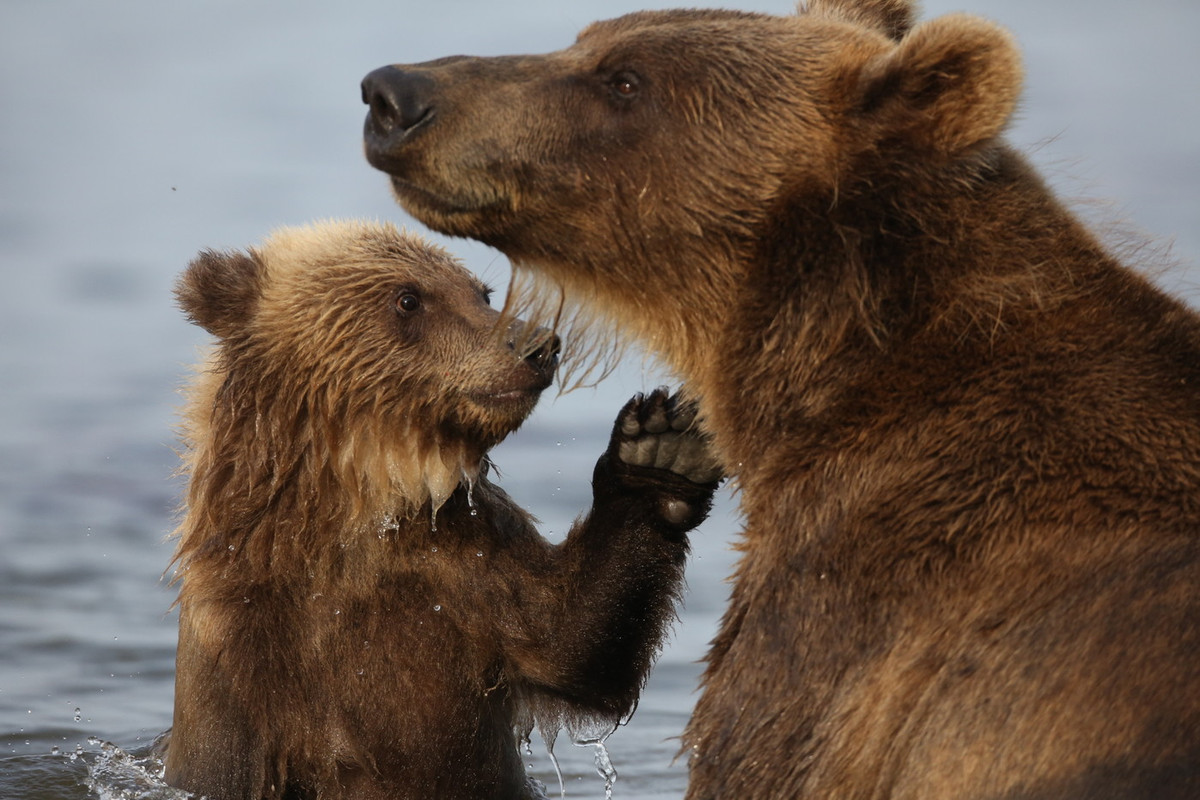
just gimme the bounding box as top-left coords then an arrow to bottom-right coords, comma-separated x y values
162,220 -> 721,800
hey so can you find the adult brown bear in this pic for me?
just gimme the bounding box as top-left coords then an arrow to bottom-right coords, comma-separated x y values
163,220 -> 721,800
360,1 -> 1200,797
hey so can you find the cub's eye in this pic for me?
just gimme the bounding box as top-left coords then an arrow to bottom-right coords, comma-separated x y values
395,291 -> 422,314
610,71 -> 641,99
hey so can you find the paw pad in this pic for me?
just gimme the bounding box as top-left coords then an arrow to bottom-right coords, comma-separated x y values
615,388 -> 723,485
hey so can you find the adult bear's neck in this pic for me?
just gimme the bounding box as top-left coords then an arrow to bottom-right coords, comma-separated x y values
508,225 -> 750,392
701,143 -> 1115,477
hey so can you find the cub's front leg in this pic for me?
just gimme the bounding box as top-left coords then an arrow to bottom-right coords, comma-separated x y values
519,388 -> 723,718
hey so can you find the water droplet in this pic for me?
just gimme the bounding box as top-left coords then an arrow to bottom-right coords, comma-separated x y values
431,546 -> 438,553
433,604 -> 442,612
243,597 -> 251,604
73,708 -> 81,722
50,745 -> 60,756
476,551 -> 484,558
469,508 -> 478,517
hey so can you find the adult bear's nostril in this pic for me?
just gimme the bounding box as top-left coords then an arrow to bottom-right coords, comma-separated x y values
361,66 -> 437,137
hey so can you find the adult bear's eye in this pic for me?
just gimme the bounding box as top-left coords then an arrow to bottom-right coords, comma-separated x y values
395,291 -> 422,314
610,71 -> 641,99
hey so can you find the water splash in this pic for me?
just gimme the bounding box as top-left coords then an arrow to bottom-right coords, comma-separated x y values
81,737 -> 188,800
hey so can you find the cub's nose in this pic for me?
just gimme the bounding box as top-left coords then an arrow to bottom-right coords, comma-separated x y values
506,322 -> 561,378
526,331 -> 562,375
361,66 -> 436,138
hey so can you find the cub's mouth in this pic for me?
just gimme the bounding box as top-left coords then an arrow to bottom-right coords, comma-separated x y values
472,347 -> 558,404
467,333 -> 559,420
458,368 -> 553,450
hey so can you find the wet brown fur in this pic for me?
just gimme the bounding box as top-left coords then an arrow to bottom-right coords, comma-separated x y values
362,3 -> 1200,798
163,221 -> 704,799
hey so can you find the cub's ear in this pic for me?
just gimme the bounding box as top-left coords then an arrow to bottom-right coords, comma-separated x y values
855,13 -> 1022,156
175,248 -> 263,339
801,0 -> 915,41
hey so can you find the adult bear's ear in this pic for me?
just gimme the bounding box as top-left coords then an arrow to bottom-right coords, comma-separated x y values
854,14 -> 1022,156
176,248 -> 263,339
801,0 -> 914,41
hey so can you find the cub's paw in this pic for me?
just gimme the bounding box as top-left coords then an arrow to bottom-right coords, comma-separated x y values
616,389 -> 723,484
610,388 -> 723,526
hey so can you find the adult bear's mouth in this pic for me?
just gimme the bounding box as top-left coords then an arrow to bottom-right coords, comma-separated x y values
387,176 -> 487,218
361,63 -> 524,238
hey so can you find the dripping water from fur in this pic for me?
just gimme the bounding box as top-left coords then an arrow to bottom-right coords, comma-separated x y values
539,726 -> 567,799
571,724 -> 619,800
465,473 -> 478,516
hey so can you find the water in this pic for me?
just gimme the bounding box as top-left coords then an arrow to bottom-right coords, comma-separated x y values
1,0 -> 1196,797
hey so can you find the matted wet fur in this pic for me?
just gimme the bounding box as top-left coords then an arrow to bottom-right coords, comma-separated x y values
362,2 -> 1200,798
162,220 -> 721,800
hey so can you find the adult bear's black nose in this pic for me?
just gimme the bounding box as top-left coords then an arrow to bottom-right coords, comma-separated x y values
361,66 -> 437,138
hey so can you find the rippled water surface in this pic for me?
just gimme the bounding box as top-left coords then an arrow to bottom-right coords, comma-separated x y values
2,0 -> 1196,797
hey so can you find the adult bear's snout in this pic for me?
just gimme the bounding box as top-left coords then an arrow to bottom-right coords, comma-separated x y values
361,66 -> 437,142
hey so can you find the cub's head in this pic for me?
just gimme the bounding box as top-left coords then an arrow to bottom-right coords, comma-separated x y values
176,220 -> 558,523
